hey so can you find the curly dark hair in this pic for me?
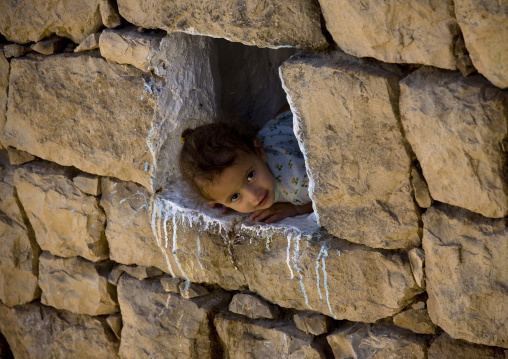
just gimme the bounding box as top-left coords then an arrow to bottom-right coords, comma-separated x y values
178,121 -> 259,200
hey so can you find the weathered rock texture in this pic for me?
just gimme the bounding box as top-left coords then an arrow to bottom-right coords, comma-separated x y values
0,302 -> 119,358
215,311 -> 325,359
423,204 -> 508,348
401,67 -> 508,218
117,0 -> 328,49
318,0 -> 459,69
39,252 -> 118,315
0,152 -> 40,306
14,163 -> 108,262
0,0 -> 103,44
455,0 -> 508,88
280,51 -> 420,249
0,50 -> 8,146
428,333 -> 506,359
229,293 -> 279,319
326,322 -> 427,359
117,274 -> 229,359
393,301 -> 436,335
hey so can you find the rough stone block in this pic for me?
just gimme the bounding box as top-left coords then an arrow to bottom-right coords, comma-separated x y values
215,311 -> 325,359
30,36 -> 65,55
106,313 -> 122,340
423,204 -> 508,348
100,0 -> 122,28
73,173 -> 101,196
411,167 -> 432,208
14,163 -> 108,261
280,51 -> 420,249
6,147 -> 35,165
428,333 -> 505,359
400,67 -> 508,218
180,282 -> 210,299
117,274 -> 230,359
39,252 -> 118,315
393,301 -> 436,335
117,0 -> 327,50
99,27 -> 164,72
0,50 -> 8,148
3,32 -> 220,192
229,293 -> 279,320
116,264 -> 163,280
0,153 -> 41,306
0,302 -> 120,359
326,322 -> 427,359
0,0 -> 103,44
318,0 -> 458,69
160,276 -> 183,293
74,32 -> 101,52
3,44 -> 31,58
408,247 -> 425,288
455,0 -> 508,88
293,312 -> 333,336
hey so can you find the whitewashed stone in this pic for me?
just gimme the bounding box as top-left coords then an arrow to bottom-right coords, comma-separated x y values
0,302 -> 120,359
2,44 -> 30,58
0,0 -> 103,44
215,311 -> 325,359
99,27 -> 164,72
0,153 -> 40,306
117,0 -> 327,50
393,301 -> 436,335
423,204 -> 508,348
0,50 -> 7,148
117,274 -> 230,359
30,37 -> 65,55
293,312 -> 333,336
318,0 -> 458,69
455,0 -> 508,88
400,67 -> 508,218
39,252 -> 118,315
429,333 -> 505,359
73,173 -> 101,196
280,51 -> 420,249
6,147 -> 35,165
229,293 -> 279,320
14,163 -> 107,261
100,0 -> 122,28
74,33 -> 101,52
327,322 -> 427,359
411,167 -> 432,208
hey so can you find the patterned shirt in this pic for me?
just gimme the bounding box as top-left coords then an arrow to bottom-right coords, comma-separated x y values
257,110 -> 310,205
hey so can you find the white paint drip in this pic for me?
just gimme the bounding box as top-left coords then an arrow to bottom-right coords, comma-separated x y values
196,234 -> 204,270
293,233 -> 313,310
287,234 -> 294,279
321,245 -> 337,319
150,200 -> 174,276
315,245 -> 327,300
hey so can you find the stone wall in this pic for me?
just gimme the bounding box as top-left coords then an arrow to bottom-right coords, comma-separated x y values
0,1 -> 507,358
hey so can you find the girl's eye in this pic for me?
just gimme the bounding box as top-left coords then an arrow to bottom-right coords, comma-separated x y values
247,171 -> 255,182
231,193 -> 239,202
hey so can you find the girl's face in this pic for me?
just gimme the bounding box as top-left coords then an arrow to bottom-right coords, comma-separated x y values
205,142 -> 275,214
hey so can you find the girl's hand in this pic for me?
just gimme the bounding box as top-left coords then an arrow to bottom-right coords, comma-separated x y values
209,203 -> 228,214
250,202 -> 313,224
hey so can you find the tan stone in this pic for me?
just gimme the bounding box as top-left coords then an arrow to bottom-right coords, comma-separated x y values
400,67 -> 508,218
117,274 -> 230,359
428,333 -> 505,359
423,204 -> 508,347
14,162 -> 108,261
74,32 -> 101,52
318,0 -> 458,69
229,293 -> 279,320
100,0 -> 122,28
179,282 -> 210,299
6,147 -> 35,165
215,311 -> 325,359
411,166 -> 432,208
101,180 -> 247,291
294,312 -> 333,336
393,301 -> 436,335
280,51 -> 420,249
0,50 -> 8,148
39,252 -> 118,315
160,276 -> 183,293
455,0 -> 508,88
73,173 -> 101,196
30,37 -> 65,55
0,153 -> 41,306
408,247 -> 425,288
0,301 -> 120,359
116,264 -> 163,280
106,313 -> 122,340
327,322 -> 427,359
3,44 -> 30,58
117,0 -> 327,50
0,0 -> 103,44
99,27 -> 164,72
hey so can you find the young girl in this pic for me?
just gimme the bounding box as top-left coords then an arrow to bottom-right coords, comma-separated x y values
178,105 -> 313,223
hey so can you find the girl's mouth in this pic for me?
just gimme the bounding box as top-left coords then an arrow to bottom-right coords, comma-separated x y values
257,192 -> 268,207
